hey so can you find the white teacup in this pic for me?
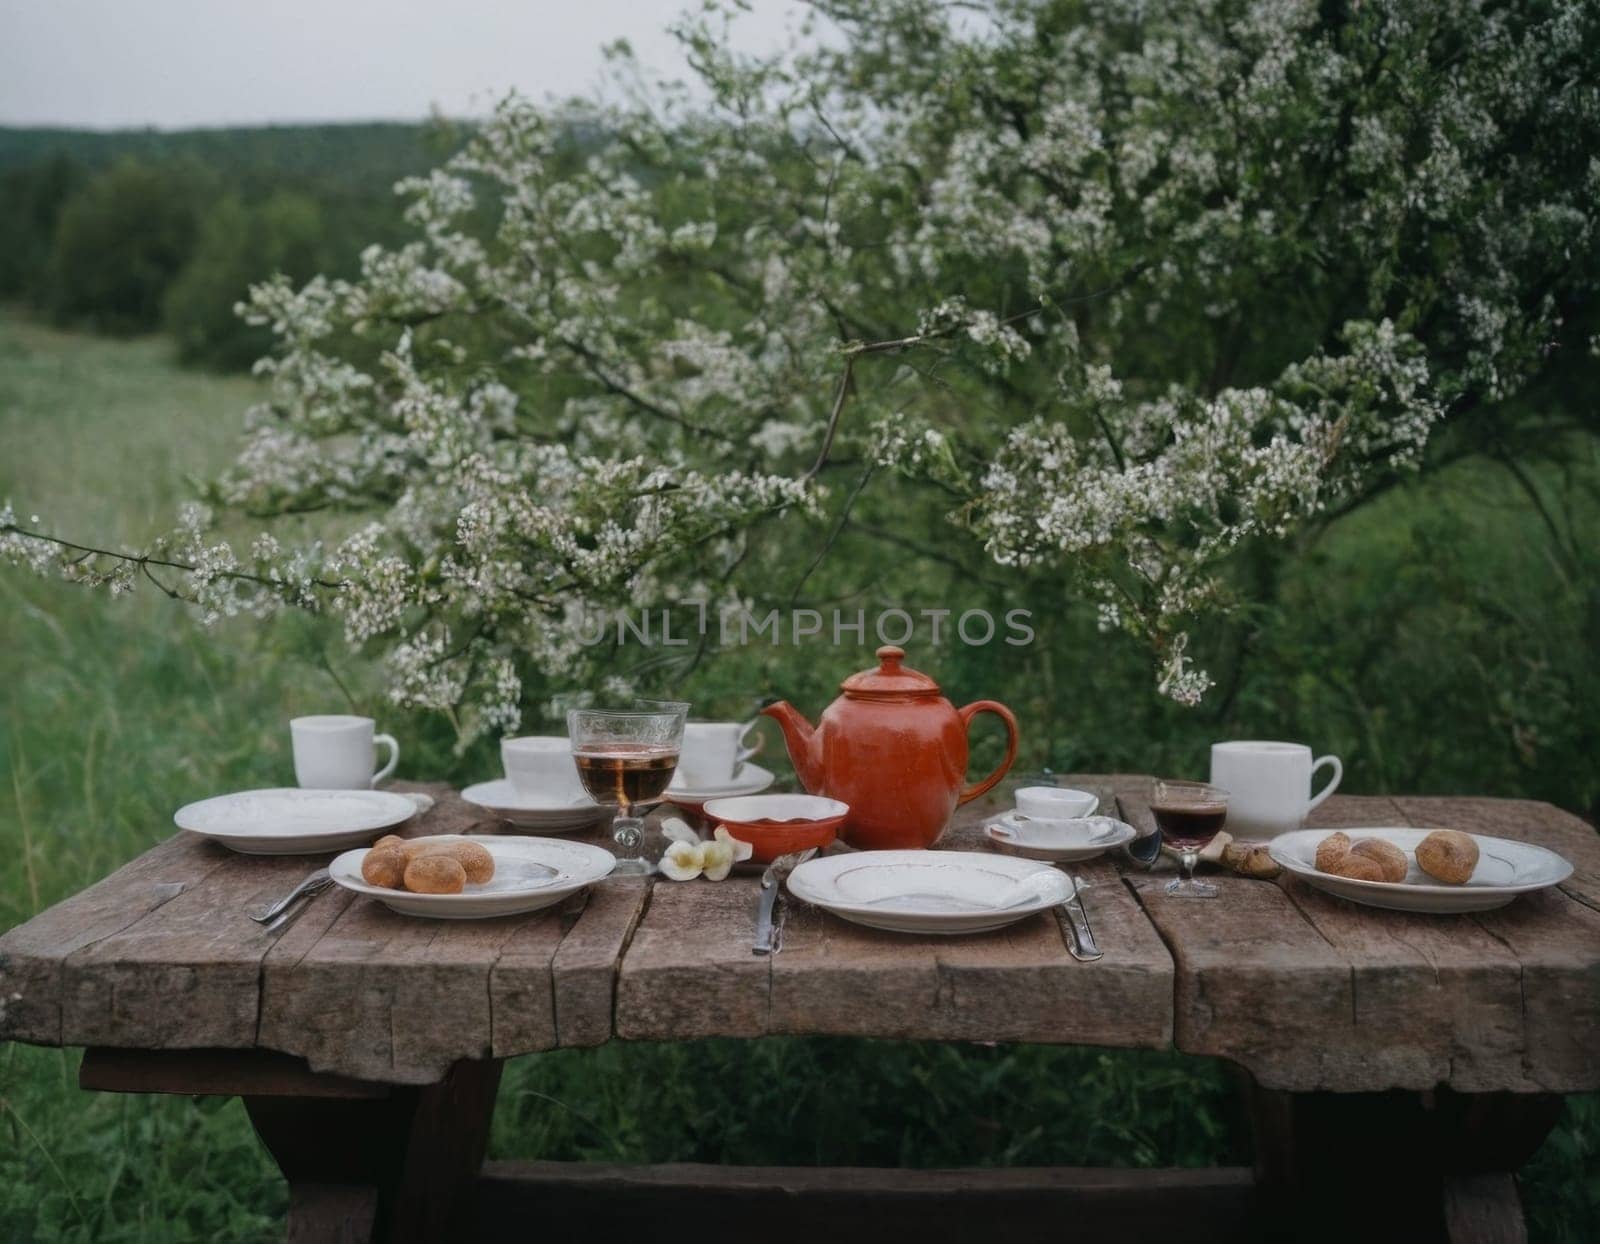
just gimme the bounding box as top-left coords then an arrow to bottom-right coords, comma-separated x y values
675,720 -> 763,790
1209,740 -> 1342,837
1015,786 -> 1099,820
291,715 -> 399,790
501,736 -> 590,803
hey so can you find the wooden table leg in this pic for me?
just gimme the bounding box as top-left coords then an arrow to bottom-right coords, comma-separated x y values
1241,1072 -> 1561,1243
79,1048 -> 501,1244
244,1058 -> 503,1244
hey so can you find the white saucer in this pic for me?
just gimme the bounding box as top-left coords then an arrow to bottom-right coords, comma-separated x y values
330,834 -> 616,919
786,850 -> 1071,935
1270,827 -> 1574,913
985,813 -> 1137,862
460,779 -> 603,831
175,787 -> 418,855
666,763 -> 776,802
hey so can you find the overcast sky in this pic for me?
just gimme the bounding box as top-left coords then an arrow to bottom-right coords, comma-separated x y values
0,1 -> 803,129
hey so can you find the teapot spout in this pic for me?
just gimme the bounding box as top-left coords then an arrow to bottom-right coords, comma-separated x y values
761,701 -> 822,793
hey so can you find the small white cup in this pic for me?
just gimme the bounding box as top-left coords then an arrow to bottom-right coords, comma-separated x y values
291,715 -> 399,790
501,736 -> 590,803
1015,786 -> 1099,820
675,720 -> 763,789
1209,740 -> 1341,837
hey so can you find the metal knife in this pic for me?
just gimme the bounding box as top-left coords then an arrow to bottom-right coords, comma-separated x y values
1064,874 -> 1102,960
752,867 -> 781,955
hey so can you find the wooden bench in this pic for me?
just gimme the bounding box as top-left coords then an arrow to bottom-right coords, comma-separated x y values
3,777 -> 1596,1241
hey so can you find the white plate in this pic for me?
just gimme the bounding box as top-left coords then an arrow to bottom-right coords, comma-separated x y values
985,813 -> 1137,862
329,834 -> 616,919
786,850 -> 1072,935
461,779 -> 603,831
1270,827 -> 1574,913
175,787 -> 418,855
666,763 -> 776,802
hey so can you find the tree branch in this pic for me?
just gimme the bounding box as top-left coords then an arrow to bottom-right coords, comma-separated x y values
803,354 -> 855,481
1,525 -> 346,593
558,337 -> 740,444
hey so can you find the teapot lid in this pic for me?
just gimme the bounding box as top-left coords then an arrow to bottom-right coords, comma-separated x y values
840,646 -> 941,697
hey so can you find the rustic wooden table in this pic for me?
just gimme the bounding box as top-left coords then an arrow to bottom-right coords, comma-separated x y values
2,777 -> 1596,1243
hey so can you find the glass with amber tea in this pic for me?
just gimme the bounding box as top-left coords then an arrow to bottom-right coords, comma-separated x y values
567,706 -> 687,876
1150,778 -> 1229,898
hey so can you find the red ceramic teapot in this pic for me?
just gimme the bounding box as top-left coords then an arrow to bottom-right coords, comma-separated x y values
762,646 -> 1020,850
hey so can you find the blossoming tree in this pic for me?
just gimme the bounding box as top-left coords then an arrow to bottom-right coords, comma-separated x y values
4,0 -> 1597,741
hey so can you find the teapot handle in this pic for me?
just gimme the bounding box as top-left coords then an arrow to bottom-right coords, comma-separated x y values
956,701 -> 1020,806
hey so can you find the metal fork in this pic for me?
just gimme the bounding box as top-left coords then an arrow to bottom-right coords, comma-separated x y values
250,869 -> 333,925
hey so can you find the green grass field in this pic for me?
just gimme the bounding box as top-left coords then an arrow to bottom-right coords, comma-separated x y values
0,314 -> 1595,1240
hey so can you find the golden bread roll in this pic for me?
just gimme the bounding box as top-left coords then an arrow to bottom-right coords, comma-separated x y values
420,839 -> 495,885
375,834 -> 438,862
1349,837 -> 1407,883
1314,831 -> 1351,874
1415,829 -> 1478,885
1329,852 -> 1385,882
360,844 -> 408,889
404,854 -> 466,894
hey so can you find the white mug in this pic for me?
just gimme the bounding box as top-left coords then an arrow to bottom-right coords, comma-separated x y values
291,715 -> 399,790
501,736 -> 590,803
1209,740 -> 1341,837
675,720 -> 763,789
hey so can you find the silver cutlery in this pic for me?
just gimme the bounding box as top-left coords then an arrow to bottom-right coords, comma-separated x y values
250,869 -> 332,924
259,891 -> 328,936
752,850 -> 810,956
767,848 -> 817,953
1061,873 -> 1102,961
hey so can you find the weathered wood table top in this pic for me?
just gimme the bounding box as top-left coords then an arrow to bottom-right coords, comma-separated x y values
3,777 -> 1596,1094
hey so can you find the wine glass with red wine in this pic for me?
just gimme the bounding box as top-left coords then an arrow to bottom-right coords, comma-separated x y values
1150,779 -> 1229,898
568,706 -> 687,876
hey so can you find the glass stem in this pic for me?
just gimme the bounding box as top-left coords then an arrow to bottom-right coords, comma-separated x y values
614,814 -> 642,856
1182,848 -> 1198,886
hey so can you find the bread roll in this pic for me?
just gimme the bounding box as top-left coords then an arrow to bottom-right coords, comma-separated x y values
360,844 -> 407,889
1349,838 -> 1407,883
1415,830 -> 1478,884
1329,853 -> 1385,882
404,854 -> 467,894
1314,831 -> 1351,874
420,839 -> 495,885
375,833 -> 435,861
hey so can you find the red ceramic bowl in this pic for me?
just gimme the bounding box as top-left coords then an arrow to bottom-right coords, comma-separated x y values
701,794 -> 849,865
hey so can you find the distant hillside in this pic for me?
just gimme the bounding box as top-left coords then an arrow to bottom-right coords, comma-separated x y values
0,122 -> 475,364
0,121 -> 457,194
0,116 -> 613,367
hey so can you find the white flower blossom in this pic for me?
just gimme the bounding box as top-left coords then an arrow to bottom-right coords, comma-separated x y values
3,0 -> 1593,716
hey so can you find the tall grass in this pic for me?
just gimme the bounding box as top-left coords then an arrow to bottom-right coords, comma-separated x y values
0,316 -> 1594,1241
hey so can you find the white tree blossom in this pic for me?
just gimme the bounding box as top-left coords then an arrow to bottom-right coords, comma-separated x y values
4,0 -> 1596,736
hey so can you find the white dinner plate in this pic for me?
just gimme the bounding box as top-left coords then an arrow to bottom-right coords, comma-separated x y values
175,787 -> 418,855
786,850 -> 1072,935
461,779 -> 604,831
985,813 -> 1137,862
329,834 -> 616,918
1270,827 -> 1574,913
665,763 -> 776,802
